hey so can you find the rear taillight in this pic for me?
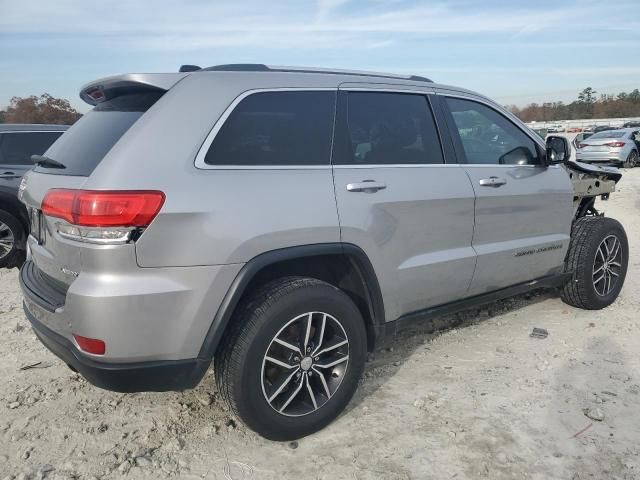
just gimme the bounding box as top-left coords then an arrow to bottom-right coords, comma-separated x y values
41,189 -> 165,244
73,334 -> 106,355
578,143 -> 588,148
604,142 -> 625,148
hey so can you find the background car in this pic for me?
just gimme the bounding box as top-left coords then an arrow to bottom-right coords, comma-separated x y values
0,124 -> 68,267
623,121 -> 640,128
594,125 -> 617,133
575,128 -> 640,168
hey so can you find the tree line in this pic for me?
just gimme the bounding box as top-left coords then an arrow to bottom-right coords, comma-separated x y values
2,88 -> 640,125
507,87 -> 640,123
0,94 -> 82,125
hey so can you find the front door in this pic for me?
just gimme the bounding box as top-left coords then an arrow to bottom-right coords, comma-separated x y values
332,87 -> 477,321
440,95 -> 574,295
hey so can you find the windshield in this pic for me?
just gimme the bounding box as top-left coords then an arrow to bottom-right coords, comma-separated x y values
34,91 -> 163,176
589,131 -> 626,139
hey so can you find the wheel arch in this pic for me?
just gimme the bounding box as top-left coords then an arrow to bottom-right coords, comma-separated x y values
198,243 -> 385,359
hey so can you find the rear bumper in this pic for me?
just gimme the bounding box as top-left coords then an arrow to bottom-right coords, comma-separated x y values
575,154 -> 623,165
23,301 -> 209,392
19,258 -> 224,392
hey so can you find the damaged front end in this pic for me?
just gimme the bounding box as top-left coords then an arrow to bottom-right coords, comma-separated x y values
565,160 -> 622,219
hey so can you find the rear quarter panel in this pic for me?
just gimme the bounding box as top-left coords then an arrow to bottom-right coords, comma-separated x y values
82,72 -> 341,267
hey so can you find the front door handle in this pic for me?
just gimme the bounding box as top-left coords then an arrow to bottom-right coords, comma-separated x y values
346,180 -> 387,193
0,172 -> 19,179
478,176 -> 507,187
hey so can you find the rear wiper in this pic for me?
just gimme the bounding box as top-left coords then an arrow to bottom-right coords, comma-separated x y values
31,155 -> 66,169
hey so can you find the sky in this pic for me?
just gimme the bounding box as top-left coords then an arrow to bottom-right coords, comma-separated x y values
1,0 -> 639,112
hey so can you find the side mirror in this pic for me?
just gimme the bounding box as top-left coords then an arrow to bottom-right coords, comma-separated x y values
545,135 -> 571,165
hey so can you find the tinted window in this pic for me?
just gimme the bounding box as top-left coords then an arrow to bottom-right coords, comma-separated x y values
35,92 -> 163,176
205,91 -> 335,166
446,97 -> 540,165
0,132 -> 63,165
337,92 -> 443,165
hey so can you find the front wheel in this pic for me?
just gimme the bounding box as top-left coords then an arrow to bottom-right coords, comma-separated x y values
215,277 -> 367,440
561,216 -> 628,310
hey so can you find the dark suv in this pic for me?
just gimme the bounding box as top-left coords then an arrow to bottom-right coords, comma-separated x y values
0,124 -> 67,267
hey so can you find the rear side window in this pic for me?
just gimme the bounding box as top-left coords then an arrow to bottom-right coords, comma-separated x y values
205,91 -> 335,166
336,92 -> 443,165
0,132 -> 63,165
35,91 -> 162,176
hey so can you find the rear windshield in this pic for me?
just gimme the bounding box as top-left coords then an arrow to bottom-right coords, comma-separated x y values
34,91 -> 162,176
589,131 -> 625,139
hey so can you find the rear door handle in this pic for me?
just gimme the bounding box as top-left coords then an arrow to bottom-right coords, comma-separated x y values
478,176 -> 507,187
346,181 -> 387,193
0,171 -> 19,179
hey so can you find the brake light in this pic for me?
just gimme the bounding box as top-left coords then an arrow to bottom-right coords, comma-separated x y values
604,142 -> 625,148
73,334 -> 106,355
42,190 -> 165,227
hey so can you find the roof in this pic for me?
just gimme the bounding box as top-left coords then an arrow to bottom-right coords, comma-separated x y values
0,124 -> 70,132
79,64 -> 491,108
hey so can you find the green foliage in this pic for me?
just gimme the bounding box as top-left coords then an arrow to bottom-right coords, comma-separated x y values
509,87 -> 640,122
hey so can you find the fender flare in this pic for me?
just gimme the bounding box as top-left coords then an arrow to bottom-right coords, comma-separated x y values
197,243 -> 385,359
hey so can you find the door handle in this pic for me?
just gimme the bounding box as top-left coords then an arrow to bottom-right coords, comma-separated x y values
346,180 -> 387,193
0,172 -> 19,179
478,176 -> 507,187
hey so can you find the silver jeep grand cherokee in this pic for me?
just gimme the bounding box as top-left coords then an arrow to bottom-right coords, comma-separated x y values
18,64 -> 628,440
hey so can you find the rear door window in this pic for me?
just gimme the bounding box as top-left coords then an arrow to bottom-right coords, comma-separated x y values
335,91 -> 444,165
0,132 -> 63,165
35,91 -> 163,176
205,91 -> 335,166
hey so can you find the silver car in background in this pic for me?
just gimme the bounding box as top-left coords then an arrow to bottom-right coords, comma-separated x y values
575,128 -> 640,168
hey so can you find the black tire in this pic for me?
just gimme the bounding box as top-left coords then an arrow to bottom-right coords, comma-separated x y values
624,150 -> 637,169
0,209 -> 26,269
561,216 -> 628,310
215,277 -> 367,441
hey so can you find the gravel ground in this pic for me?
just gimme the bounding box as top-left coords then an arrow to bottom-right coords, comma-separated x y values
1,169 -> 640,480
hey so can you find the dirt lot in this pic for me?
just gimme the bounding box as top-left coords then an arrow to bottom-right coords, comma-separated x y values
1,169 -> 640,480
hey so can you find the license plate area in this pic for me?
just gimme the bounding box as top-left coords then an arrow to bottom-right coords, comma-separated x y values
29,208 -> 46,245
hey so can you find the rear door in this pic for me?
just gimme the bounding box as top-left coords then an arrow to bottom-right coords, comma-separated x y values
439,93 -> 573,295
0,131 -> 63,191
332,85 -> 476,321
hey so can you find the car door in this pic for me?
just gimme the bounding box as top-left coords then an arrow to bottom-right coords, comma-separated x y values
438,93 -> 574,295
332,85 -> 477,321
0,131 -> 64,192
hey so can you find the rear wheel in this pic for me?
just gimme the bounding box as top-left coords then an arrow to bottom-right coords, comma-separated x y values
0,209 -> 25,269
561,216 -> 628,309
624,150 -> 638,168
215,277 -> 367,440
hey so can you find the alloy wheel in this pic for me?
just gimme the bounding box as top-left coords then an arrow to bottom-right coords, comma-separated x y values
0,221 -> 15,260
592,234 -> 622,296
261,311 -> 349,417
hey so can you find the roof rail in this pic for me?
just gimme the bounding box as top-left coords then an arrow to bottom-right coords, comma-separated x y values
200,64 -> 433,83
